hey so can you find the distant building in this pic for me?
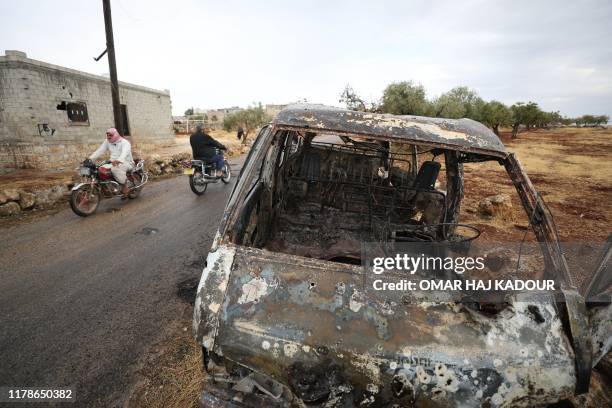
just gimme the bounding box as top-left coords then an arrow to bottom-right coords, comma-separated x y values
0,50 -> 174,172
204,106 -> 242,124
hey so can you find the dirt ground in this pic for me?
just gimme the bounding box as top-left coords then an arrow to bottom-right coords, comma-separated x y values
127,127 -> 611,407
461,127 -> 612,242
125,316 -> 204,408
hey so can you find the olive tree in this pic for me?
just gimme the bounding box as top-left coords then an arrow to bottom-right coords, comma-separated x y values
510,102 -> 541,138
339,84 -> 368,111
577,114 -> 609,127
596,115 -> 610,126
534,111 -> 561,129
379,81 -> 432,116
433,86 -> 484,120
223,103 -> 271,145
480,100 -> 512,136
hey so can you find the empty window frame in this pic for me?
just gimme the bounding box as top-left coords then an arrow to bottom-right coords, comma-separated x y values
57,101 -> 89,124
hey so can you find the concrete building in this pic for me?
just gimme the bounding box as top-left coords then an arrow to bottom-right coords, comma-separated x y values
0,50 -> 174,172
203,106 -> 242,124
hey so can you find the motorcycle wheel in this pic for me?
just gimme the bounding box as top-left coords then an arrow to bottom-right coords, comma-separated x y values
70,185 -> 100,217
189,171 -> 208,195
221,161 -> 231,184
128,173 -> 144,199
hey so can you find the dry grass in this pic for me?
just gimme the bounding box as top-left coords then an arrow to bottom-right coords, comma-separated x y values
460,127 -> 612,242
504,127 -> 612,185
126,320 -> 204,408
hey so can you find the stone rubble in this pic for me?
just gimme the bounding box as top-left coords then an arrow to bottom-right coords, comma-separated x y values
18,191 -> 36,210
478,193 -> 514,221
0,201 -> 21,216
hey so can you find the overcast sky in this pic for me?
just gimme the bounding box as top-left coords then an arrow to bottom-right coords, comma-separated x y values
1,0 -> 611,117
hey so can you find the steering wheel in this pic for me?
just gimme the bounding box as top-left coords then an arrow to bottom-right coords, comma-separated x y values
412,223 -> 481,243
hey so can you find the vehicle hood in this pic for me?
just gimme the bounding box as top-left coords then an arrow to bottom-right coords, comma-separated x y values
195,245 -> 577,406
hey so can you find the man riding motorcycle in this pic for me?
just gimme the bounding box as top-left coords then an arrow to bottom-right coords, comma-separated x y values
88,128 -> 134,197
190,125 -> 226,177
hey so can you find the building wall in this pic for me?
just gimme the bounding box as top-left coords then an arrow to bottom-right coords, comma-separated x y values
204,107 -> 242,124
0,51 -> 174,171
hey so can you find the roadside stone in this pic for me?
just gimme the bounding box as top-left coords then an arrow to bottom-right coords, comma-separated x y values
50,185 -> 68,202
18,191 -> 36,210
149,164 -> 162,175
0,192 -> 8,204
34,185 -> 68,207
3,189 -> 20,201
0,201 -> 21,217
172,153 -> 189,162
478,194 -> 513,221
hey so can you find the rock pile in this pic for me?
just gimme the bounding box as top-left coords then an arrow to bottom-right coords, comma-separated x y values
144,146 -> 246,177
145,153 -> 191,176
0,185 -> 69,217
478,193 -> 514,221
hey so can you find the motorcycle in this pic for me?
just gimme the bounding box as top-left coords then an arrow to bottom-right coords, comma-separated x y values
182,149 -> 231,195
69,158 -> 148,216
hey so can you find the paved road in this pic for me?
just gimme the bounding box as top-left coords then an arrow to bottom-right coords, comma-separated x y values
0,162 -> 240,406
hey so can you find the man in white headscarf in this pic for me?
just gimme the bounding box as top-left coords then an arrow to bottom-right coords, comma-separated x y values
89,128 -> 135,196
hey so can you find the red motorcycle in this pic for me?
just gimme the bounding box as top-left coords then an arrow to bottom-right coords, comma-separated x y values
69,158 -> 148,216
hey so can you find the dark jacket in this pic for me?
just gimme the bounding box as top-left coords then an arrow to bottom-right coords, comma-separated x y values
190,130 -> 226,158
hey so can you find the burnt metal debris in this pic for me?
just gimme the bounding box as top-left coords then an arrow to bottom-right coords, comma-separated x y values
193,104 -> 610,407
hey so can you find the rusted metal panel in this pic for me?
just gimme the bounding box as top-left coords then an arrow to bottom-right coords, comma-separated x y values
273,104 -> 508,157
209,246 -> 576,406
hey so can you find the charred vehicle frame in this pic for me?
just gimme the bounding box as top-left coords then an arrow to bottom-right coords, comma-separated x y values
193,104 -> 611,407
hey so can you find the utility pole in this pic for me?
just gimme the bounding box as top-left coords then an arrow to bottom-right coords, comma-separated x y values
102,0 -> 123,134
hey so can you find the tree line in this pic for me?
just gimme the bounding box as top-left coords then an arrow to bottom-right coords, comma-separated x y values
222,103 -> 271,145
340,82 -> 609,138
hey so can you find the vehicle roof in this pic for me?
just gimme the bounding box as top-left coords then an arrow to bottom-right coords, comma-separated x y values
273,104 -> 508,157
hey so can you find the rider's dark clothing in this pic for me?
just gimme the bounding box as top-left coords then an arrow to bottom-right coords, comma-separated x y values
208,154 -> 225,170
190,129 -> 226,159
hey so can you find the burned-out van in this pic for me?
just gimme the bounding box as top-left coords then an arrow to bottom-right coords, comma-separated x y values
193,104 -> 610,407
